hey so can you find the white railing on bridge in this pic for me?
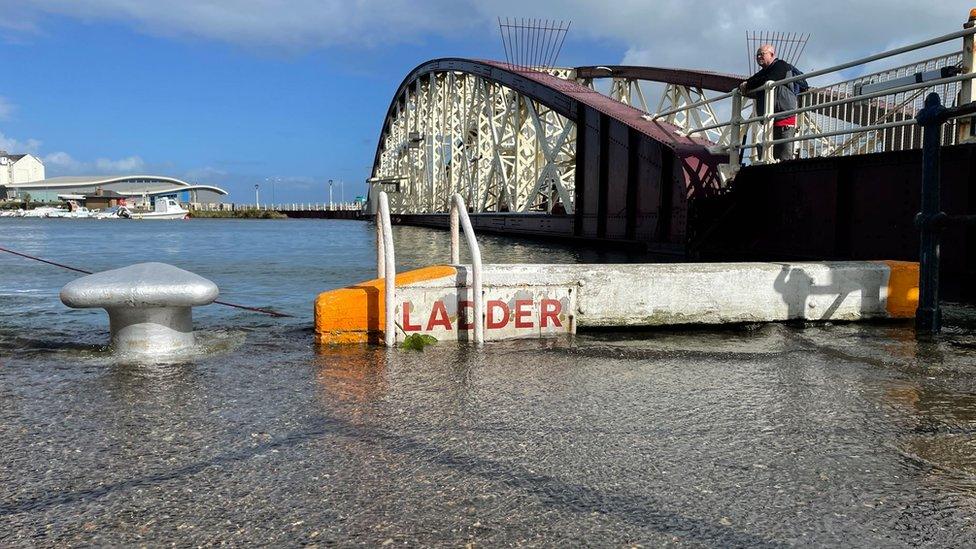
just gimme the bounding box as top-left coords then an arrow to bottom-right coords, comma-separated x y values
640,15 -> 976,179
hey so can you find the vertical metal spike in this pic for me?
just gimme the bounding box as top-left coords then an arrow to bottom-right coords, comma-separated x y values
520,17 -> 526,68
530,18 -> 538,68
795,33 -> 810,65
552,20 -> 570,68
746,30 -> 752,73
498,17 -> 510,67
541,20 -> 549,69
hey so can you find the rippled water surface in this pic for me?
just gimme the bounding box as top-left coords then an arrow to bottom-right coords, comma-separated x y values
2,218 -> 976,546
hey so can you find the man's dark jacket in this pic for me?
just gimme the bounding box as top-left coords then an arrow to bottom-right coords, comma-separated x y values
743,58 -> 799,123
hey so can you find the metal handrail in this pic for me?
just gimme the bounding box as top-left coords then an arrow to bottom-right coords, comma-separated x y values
376,191 -> 396,347
449,193 -> 484,345
826,51 -> 961,89
740,118 -> 916,149
745,26 -> 976,96
692,71 -> 976,137
650,25 -> 976,123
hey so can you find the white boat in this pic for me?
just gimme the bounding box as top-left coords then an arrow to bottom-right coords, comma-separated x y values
22,206 -> 68,218
45,200 -> 93,219
64,206 -> 94,219
130,198 -> 189,220
92,205 -> 132,220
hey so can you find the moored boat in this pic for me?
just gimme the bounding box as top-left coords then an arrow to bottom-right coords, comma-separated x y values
130,197 -> 189,220
92,205 -> 132,219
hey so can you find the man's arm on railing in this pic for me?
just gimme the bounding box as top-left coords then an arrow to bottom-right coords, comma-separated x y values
742,60 -> 792,96
742,65 -> 773,95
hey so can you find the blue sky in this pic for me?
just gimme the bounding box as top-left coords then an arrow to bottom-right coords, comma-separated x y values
1,1 -> 973,203
0,11 -> 623,203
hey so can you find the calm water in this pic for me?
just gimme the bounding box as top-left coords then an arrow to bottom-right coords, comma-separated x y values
2,218 -> 976,546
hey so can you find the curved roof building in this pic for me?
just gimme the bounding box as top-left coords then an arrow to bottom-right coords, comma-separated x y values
6,175 -> 227,202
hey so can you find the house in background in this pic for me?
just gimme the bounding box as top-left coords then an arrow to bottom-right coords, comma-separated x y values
0,151 -> 45,191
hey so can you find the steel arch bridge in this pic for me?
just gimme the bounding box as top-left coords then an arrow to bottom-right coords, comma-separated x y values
369,58 -> 732,247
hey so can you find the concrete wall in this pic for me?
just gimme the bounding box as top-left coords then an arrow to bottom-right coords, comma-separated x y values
693,144 -> 976,299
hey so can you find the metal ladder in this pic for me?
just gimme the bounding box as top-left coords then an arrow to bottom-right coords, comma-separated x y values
375,192 -> 484,346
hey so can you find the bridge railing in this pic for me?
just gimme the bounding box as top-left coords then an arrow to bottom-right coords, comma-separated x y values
646,16 -> 976,177
798,51 -> 962,158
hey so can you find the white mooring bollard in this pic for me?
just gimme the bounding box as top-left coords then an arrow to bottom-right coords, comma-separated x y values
60,262 -> 219,355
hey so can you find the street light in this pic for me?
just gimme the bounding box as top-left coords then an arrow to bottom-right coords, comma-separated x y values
254,184 -> 260,208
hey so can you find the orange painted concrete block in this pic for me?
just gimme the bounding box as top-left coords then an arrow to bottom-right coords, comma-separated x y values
314,265 -> 456,344
879,260 -> 919,318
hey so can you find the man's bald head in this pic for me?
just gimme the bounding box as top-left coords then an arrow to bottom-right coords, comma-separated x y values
757,44 -> 776,68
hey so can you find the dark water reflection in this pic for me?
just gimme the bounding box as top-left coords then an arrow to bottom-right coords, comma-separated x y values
2,218 -> 976,545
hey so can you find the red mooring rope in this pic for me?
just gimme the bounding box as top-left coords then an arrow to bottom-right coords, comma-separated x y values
0,246 -> 293,318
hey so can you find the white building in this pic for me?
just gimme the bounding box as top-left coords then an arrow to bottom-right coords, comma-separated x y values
6,175 -> 227,204
0,151 -> 45,187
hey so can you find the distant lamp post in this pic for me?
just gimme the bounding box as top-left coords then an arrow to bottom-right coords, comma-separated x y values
329,179 -> 334,210
254,184 -> 260,208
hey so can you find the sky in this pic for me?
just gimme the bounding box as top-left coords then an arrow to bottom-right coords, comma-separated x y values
1,1 -> 974,203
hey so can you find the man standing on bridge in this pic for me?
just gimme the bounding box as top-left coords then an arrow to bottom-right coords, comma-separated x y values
739,44 -> 805,162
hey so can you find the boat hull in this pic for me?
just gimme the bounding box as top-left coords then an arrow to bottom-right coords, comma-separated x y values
130,211 -> 188,220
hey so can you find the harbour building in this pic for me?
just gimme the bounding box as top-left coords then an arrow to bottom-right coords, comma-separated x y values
4,175 -> 227,206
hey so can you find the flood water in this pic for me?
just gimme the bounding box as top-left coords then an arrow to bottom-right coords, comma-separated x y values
2,217 -> 976,546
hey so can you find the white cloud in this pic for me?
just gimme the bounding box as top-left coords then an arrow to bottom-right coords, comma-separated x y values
0,97 -> 14,120
183,166 -> 228,182
95,155 -> 144,172
3,1 -> 973,75
0,132 -> 41,154
4,0 -> 480,51
43,151 -> 145,176
42,151 -> 83,172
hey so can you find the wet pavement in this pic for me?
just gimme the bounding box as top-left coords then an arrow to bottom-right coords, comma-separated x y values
2,218 -> 976,546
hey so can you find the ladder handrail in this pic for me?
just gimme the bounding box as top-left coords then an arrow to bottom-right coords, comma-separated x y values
376,191 -> 396,347
449,194 -> 484,345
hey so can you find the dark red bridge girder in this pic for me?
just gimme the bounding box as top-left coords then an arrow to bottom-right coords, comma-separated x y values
373,58 -> 728,249
574,65 -> 746,92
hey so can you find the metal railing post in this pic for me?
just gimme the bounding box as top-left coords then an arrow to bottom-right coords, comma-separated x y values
729,89 -> 743,171
958,11 -> 976,142
450,193 -> 484,345
914,92 -> 947,335
376,200 -> 386,278
377,192 -> 397,347
449,201 -> 460,264
761,81 -> 776,163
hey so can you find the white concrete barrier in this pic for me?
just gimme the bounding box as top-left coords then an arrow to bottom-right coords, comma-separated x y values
314,261 -> 918,344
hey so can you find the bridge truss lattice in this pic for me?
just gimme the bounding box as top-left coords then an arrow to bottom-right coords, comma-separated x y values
373,70 -> 576,215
